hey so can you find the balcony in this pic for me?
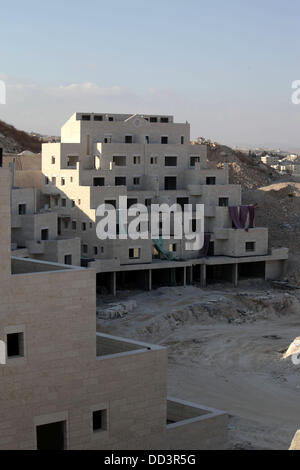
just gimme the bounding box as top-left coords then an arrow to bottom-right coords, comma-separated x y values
26,240 -> 45,254
96,332 -> 161,359
164,398 -> 228,450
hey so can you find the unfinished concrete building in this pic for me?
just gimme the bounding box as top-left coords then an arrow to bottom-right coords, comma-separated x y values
0,167 -> 227,450
40,112 -> 288,294
2,150 -> 81,266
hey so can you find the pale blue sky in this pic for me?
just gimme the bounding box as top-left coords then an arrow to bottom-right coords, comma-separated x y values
1,0 -> 300,149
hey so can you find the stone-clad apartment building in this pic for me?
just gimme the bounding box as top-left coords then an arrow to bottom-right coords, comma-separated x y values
0,166 -> 228,450
39,112 -> 287,294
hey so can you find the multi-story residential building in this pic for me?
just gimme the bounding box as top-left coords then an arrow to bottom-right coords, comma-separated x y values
40,112 -> 288,294
0,166 -> 228,450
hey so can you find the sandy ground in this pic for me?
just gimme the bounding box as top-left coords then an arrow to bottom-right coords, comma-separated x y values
97,281 -> 300,450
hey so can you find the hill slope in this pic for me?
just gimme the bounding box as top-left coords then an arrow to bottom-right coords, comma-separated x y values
206,143 -> 281,189
0,120 -> 42,153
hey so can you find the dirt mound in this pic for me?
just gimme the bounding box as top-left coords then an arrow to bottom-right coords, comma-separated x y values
135,291 -> 299,341
0,120 -> 42,153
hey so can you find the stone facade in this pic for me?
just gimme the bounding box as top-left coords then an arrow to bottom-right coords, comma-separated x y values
0,167 -> 227,449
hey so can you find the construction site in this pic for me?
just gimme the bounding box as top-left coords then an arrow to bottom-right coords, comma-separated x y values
1,113 -> 300,450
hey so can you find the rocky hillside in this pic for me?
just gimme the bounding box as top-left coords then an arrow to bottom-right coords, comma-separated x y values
0,120 -> 42,153
205,143 -> 281,189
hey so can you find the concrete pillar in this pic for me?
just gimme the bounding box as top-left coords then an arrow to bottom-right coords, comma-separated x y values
200,264 -> 206,288
111,271 -> 116,296
148,269 -> 152,291
186,266 -> 193,284
233,264 -> 238,288
170,268 -> 176,286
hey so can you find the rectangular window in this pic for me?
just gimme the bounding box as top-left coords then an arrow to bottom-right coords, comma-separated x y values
78,199 -> 81,205
246,242 -> 256,252
125,135 -> 133,144
82,244 -> 88,254
70,177 -> 73,183
67,156 -> 78,167
176,197 -> 189,210
100,246 -> 104,254
150,156 -> 158,165
94,246 -> 98,255
161,136 -> 168,144
104,135 -> 112,143
82,114 -> 91,121
145,198 -> 152,207
105,200 -> 116,208
61,178 -> 65,186
150,117 -> 157,123
61,199 -> 66,207
113,155 -> 126,166
71,200 -> 75,208
129,248 -> 141,259
64,254 -> 72,265
52,176 -> 56,185
93,410 -> 107,432
190,156 -> 200,167
127,198 -> 138,209
18,204 -> 26,215
94,115 -> 103,121
63,220 -> 69,229
82,222 -> 87,231
108,116 -> 114,121
133,156 -> 141,164
164,177 -> 177,190
45,176 -> 49,185
165,156 -> 177,166
133,177 -> 140,185
160,117 -> 169,123
206,176 -> 216,185
93,177 -> 105,187
51,156 -> 55,164
169,243 -> 177,252
7,332 -> 24,358
72,221 -> 77,231
41,228 -> 49,240
219,197 -> 229,207
115,177 -> 126,186
145,136 -> 149,144
181,136 -> 184,145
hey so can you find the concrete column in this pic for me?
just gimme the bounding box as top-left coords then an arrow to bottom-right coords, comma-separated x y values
170,268 -> 176,286
111,271 -> 116,296
233,264 -> 238,288
148,269 -> 152,291
186,266 -> 193,284
183,266 -> 186,287
200,264 -> 206,288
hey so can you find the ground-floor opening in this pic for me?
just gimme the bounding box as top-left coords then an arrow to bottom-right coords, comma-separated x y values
206,264 -> 235,284
238,261 -> 265,280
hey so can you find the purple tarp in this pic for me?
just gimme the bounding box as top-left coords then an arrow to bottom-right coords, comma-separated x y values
229,207 -> 242,229
248,205 -> 255,228
200,233 -> 211,258
239,205 -> 249,228
229,205 -> 255,230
